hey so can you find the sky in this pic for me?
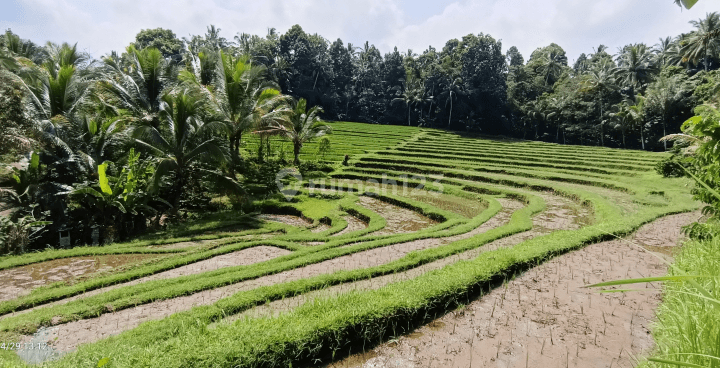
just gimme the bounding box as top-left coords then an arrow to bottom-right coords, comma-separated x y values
0,0 -> 718,64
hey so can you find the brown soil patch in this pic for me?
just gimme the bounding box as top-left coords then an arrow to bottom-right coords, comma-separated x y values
0,254 -> 166,303
532,193 -> 593,232
358,196 -> 437,235
311,224 -> 332,233
407,192 -> 487,219
333,215 -> 368,237
328,211 -> 701,368
258,214 -> 312,228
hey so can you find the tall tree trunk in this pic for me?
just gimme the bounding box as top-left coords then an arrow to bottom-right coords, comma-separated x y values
293,142 -> 301,165
228,135 -> 236,177
622,127 -> 626,148
408,104 -> 411,126
448,97 -> 453,127
599,94 -> 604,147
258,136 -> 264,162
640,126 -> 645,150
556,125 -> 560,143
663,119 -> 667,150
562,129 -> 566,144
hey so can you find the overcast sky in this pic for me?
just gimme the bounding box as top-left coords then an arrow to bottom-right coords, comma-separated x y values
1,0 -> 717,64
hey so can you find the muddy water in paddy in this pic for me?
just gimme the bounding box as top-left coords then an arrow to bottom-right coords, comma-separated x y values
3,246 -> 290,321
358,196 -> 437,235
328,211 -> 701,368
0,254 -> 167,303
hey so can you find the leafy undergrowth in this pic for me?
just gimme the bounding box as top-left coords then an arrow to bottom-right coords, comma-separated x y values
643,229 -> 720,367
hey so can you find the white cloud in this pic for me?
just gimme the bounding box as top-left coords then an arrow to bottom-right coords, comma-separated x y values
3,0 -> 719,62
384,0 -> 720,63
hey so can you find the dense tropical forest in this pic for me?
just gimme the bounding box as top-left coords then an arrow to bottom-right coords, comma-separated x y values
0,1 -> 718,367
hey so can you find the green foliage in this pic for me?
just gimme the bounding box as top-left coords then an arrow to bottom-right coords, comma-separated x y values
681,105 -> 720,216
0,213 -> 51,255
241,159 -> 284,197
316,136 -> 331,159
134,28 -> 183,58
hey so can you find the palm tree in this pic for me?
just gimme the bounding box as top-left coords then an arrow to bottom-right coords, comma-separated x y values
0,30 -> 45,64
536,50 -> 565,86
680,12 -> 720,71
445,77 -> 463,127
610,101 -> 634,148
97,45 -> 176,129
132,89 -> 234,209
259,98 -> 331,165
182,51 -> 290,173
646,75 -> 684,150
628,94 -> 647,150
654,37 -> 683,67
582,61 -> 616,146
392,79 -> 422,126
614,43 -> 656,93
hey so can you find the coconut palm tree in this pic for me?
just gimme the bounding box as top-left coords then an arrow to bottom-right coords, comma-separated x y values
654,37 -> 683,67
258,98 -> 331,165
628,94 -> 647,150
646,75 -> 685,150
97,45 -> 176,129
392,79 -> 423,126
536,50 -> 565,86
680,12 -> 720,71
582,61 -> 617,146
181,50 -> 291,173
610,101 -> 635,148
614,43 -> 656,93
132,89 -> 235,209
445,77 -> 464,127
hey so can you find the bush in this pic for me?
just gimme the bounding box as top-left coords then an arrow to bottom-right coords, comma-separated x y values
655,154 -> 691,177
297,161 -> 334,175
242,159 -> 285,197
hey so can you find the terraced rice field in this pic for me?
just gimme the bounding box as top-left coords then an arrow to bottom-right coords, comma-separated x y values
0,124 -> 699,367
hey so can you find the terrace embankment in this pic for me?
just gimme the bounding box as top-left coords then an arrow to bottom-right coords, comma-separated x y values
329,211 -> 700,368
220,192 -> 589,321
16,198 -> 525,356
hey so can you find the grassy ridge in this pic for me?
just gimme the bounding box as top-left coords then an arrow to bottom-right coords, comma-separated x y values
645,231 -> 720,367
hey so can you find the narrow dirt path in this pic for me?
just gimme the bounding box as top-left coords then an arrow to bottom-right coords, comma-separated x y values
328,211 -> 701,368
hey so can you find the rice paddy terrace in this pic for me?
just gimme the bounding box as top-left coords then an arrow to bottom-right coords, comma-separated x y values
0,122 -> 699,367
